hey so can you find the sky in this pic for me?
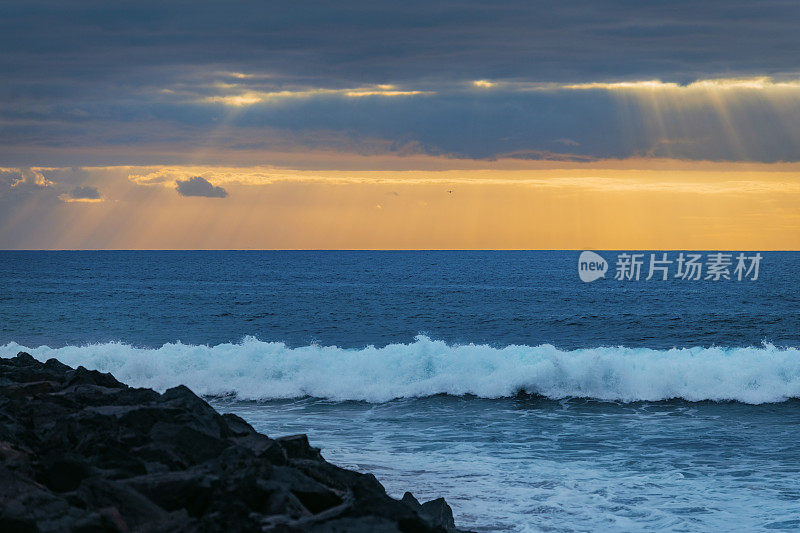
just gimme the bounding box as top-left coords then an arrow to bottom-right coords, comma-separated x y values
1,0 -> 799,249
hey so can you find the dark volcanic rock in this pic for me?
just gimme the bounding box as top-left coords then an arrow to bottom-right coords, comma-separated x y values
0,353 -> 468,532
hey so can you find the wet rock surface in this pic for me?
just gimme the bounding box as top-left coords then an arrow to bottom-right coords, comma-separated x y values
0,353 -> 468,532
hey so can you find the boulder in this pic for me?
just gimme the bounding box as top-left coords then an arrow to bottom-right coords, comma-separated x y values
0,352 -> 469,532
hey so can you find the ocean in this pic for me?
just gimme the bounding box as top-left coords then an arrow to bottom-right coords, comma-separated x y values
3,250 -> 800,531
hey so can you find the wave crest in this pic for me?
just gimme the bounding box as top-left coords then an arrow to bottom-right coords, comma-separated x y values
3,336 -> 800,404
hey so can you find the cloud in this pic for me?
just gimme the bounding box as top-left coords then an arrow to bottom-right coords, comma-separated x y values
1,168 -> 53,191
4,2 -> 800,164
202,84 -> 431,106
60,185 -> 103,203
4,1 -> 800,87
119,163 -> 800,196
69,186 -> 101,199
175,176 -> 228,198
5,74 -> 800,164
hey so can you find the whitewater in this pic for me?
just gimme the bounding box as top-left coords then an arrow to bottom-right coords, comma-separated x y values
4,336 -> 800,404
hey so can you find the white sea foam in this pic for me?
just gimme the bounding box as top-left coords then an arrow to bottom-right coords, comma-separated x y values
3,336 -> 800,404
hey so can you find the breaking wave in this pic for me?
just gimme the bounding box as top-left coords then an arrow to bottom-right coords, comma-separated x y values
3,336 -> 800,404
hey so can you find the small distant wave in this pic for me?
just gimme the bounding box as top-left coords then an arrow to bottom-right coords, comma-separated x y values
3,336 -> 800,404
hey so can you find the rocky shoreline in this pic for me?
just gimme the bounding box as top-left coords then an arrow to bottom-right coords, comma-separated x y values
0,353 -> 468,532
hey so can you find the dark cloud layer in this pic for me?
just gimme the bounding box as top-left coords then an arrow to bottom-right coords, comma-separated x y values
3,1 -> 799,85
2,1 -> 800,164
175,176 -> 228,198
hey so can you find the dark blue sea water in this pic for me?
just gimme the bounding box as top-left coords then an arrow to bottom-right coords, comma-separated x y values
3,251 -> 800,531
2,250 -> 797,349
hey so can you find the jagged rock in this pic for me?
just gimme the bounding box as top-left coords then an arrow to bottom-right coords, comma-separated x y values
0,353 -> 469,532
277,434 -> 323,461
421,498 -> 456,530
402,493 -> 456,530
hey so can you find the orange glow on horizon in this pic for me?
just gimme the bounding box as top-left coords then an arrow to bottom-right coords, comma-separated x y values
1,161 -> 799,250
